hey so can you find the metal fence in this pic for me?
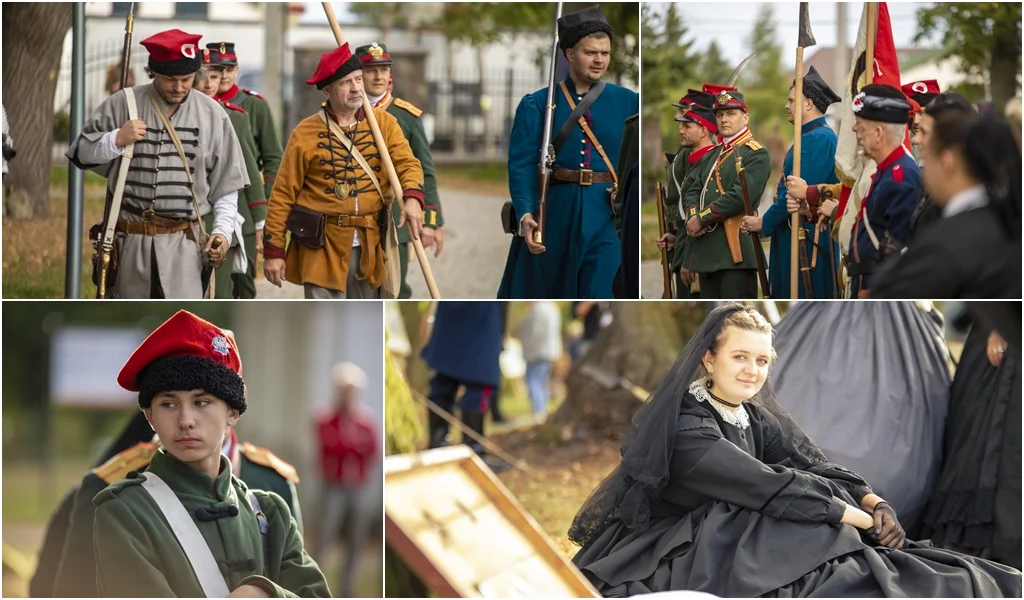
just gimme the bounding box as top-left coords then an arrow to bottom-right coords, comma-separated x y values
54,38 -> 149,118
425,67 -> 547,157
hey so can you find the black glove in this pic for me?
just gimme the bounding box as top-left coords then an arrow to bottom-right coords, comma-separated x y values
870,501 -> 905,549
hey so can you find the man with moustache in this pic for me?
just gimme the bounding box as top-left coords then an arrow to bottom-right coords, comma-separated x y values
843,84 -> 919,298
740,66 -> 842,299
679,84 -> 772,299
210,41 -> 283,298
355,42 -> 444,299
67,29 -> 246,298
263,43 -> 425,299
499,6 -> 639,299
656,89 -> 718,298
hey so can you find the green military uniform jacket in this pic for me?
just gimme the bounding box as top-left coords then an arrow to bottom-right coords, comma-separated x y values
681,129 -> 771,274
223,86 -> 282,199
665,146 -> 691,271
226,102 -> 268,236
380,92 -> 443,240
92,450 -> 328,598
52,441 -> 304,597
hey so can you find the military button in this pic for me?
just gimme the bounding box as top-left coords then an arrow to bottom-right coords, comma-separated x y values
580,150 -> 585,155
579,163 -> 585,167
126,471 -> 139,479
227,505 -> 239,517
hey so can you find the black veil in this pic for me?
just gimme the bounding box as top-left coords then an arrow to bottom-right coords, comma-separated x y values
568,303 -> 831,548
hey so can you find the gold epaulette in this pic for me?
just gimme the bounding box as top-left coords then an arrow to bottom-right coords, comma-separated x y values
240,442 -> 300,484
94,441 -> 158,484
744,139 -> 764,151
393,98 -> 423,118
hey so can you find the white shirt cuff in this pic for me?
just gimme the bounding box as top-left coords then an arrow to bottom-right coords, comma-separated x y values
97,130 -> 126,162
254,220 -> 265,231
211,192 -> 238,239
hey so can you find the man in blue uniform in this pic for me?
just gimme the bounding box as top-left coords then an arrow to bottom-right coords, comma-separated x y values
741,66 -> 841,298
845,84 -> 920,297
421,302 -> 508,472
498,6 -> 639,299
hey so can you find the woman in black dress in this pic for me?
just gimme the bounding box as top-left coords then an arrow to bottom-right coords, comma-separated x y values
570,304 -> 1021,597
919,317 -> 1022,569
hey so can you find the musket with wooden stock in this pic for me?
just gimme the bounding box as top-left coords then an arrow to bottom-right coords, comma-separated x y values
321,2 -> 440,299
736,155 -> 770,298
534,2 -> 564,246
93,2 -> 135,299
654,182 -> 673,298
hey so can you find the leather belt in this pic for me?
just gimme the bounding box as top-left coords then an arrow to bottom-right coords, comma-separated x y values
550,168 -> 614,186
117,205 -> 198,240
846,261 -> 876,277
327,214 -> 379,230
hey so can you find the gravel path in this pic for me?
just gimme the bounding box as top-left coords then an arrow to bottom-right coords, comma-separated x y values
253,185 -> 510,300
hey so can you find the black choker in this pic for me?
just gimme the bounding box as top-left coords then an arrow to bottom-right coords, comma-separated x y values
707,389 -> 743,408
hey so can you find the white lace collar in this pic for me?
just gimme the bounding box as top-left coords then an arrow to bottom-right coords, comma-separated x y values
688,379 -> 750,430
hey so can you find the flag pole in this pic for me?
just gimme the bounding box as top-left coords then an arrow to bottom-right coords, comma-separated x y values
791,2 -> 817,298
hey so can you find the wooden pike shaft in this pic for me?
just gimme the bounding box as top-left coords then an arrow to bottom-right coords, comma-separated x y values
322,2 -> 441,299
791,46 -> 805,299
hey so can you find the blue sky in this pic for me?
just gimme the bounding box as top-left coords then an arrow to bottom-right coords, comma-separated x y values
649,2 -> 939,65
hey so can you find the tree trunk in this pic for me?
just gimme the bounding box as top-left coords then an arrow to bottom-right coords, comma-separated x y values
551,303 -> 688,440
2,3 -> 72,218
988,28 -> 1019,115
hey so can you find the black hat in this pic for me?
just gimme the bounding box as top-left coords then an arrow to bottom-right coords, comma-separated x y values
852,84 -> 912,124
137,355 -> 247,414
796,66 -> 841,114
672,89 -> 714,111
206,42 -> 238,67
673,90 -> 718,134
558,6 -> 614,52
355,42 -> 393,66
923,92 -> 976,119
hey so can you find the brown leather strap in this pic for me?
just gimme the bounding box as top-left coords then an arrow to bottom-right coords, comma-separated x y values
326,214 -> 379,229
550,169 -> 615,184
121,204 -> 194,228
557,82 -> 618,188
116,218 -> 198,241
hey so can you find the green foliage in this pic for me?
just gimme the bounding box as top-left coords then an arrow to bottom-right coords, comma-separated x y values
353,3 -> 638,82
915,2 -> 1022,109
701,41 -> 732,88
739,4 -> 790,139
641,4 -> 699,144
384,349 -> 424,455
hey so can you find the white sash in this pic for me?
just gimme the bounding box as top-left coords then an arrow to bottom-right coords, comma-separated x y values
140,472 -> 231,598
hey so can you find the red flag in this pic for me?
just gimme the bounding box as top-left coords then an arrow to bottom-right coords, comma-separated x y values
833,2 -> 912,251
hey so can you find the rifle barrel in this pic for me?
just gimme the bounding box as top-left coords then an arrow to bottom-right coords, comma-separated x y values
120,3 -> 135,90
535,2 -> 563,244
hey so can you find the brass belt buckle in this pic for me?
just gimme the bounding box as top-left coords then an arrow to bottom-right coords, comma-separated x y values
336,214 -> 350,227
579,169 -> 593,186
141,208 -> 156,236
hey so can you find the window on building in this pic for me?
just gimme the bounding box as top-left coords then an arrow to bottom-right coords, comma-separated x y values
174,3 -> 208,19
111,2 -> 132,17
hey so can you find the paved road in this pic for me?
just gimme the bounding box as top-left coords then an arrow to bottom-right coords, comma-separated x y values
253,186 -> 510,300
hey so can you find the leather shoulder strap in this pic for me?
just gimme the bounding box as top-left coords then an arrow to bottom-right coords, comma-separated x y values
553,80 -> 605,153
100,88 -> 138,251
139,472 -> 229,597
246,490 -> 271,576
147,90 -> 206,240
558,82 -> 618,186
317,110 -> 386,206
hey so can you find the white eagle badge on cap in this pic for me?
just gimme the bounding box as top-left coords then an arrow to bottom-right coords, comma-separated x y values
211,335 -> 230,356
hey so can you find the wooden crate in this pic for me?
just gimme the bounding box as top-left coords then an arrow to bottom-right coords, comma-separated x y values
385,445 -> 600,598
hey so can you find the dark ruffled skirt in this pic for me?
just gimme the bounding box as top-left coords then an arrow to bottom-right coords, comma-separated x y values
918,325 -> 1022,569
572,502 -> 1022,598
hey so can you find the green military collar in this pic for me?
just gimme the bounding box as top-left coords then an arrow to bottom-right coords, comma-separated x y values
148,449 -> 238,503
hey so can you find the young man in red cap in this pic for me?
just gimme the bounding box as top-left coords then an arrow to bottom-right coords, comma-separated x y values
656,89 -> 718,298
263,43 -> 425,299
210,41 -> 283,299
356,42 -> 445,299
67,29 -> 247,299
91,310 -> 329,598
679,84 -> 772,299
